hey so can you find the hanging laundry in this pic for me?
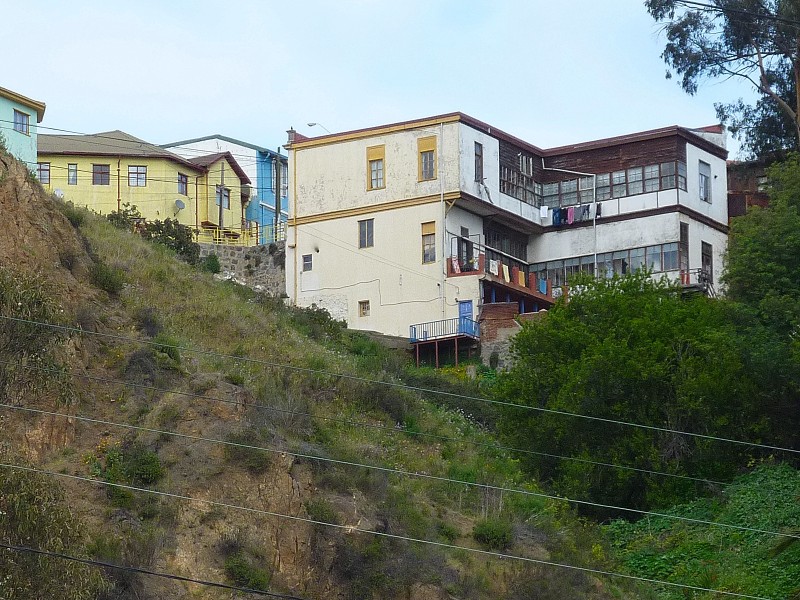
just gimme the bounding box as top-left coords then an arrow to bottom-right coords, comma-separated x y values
502,264 -> 511,282
489,259 -> 499,276
595,202 -> 602,218
538,278 -> 547,295
518,270 -> 526,287
553,208 -> 561,225
540,205 -> 548,221
567,206 -> 575,224
581,204 -> 590,221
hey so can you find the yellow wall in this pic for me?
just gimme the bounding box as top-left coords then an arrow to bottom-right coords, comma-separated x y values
38,154 -> 204,227
197,158 -> 247,229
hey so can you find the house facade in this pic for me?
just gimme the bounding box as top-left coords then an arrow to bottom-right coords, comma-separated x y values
285,113 -> 728,341
162,135 -> 288,244
0,86 -> 46,167
38,131 -> 252,243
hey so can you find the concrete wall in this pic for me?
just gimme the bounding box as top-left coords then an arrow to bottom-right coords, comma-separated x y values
0,95 -> 38,168
199,242 -> 286,296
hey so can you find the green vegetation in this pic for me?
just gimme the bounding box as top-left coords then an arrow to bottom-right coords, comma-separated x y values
473,517 -> 514,550
608,464 -> 800,600
201,252 -> 221,274
0,451 -> 107,599
90,260 -> 125,295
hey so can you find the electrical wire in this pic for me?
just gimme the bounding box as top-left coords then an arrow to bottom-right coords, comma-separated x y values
0,358 -> 729,487
0,542 -> 306,599
0,462 -> 777,600
5,401 -> 784,539
4,314 -> 799,457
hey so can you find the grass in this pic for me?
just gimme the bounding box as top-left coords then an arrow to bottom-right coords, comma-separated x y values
71,213 -> 641,599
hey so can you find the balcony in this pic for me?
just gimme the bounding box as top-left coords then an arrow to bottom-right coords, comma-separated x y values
409,317 -> 480,368
447,237 -> 558,310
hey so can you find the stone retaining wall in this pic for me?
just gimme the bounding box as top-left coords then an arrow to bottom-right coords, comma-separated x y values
199,242 -> 286,296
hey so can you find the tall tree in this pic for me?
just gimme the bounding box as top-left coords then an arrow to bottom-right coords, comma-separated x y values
646,0 -> 800,157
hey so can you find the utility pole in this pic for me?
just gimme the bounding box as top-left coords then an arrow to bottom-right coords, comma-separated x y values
274,149 -> 281,240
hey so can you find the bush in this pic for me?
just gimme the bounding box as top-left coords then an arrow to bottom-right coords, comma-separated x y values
140,218 -> 200,265
123,443 -> 164,485
201,253 -> 221,273
305,499 -> 340,525
90,261 -> 125,295
224,553 -> 271,590
58,201 -> 87,227
224,428 -> 272,474
107,202 -> 144,229
152,332 -> 181,364
472,517 -> 513,550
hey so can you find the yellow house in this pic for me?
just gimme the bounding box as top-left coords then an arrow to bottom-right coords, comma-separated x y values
37,130 -> 253,243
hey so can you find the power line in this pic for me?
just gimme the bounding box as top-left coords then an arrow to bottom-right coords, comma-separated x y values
0,462 -> 777,600
2,358 -> 726,488
5,401 -> 781,538
4,314 -> 799,457
0,542 -> 306,599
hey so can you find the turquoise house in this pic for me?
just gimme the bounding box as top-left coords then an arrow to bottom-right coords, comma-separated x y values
162,135 -> 288,244
0,86 -> 46,168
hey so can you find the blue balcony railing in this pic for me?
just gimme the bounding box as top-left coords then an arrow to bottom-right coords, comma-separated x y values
409,317 -> 480,343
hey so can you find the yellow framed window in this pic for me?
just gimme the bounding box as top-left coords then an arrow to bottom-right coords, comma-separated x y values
421,221 -> 436,263
367,145 -> 385,190
418,136 -> 437,181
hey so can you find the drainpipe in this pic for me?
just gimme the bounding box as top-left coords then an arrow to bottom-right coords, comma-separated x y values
541,159 -> 597,277
194,174 -> 200,236
116,157 -> 121,212
439,122 -> 446,319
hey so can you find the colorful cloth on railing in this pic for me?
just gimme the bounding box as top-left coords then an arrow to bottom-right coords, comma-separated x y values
489,259 -> 499,276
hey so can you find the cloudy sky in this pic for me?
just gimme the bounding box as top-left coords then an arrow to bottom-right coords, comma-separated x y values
5,1 -> 756,155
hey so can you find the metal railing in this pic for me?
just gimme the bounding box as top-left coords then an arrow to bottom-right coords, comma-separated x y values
409,317 -> 480,343
195,226 -> 260,247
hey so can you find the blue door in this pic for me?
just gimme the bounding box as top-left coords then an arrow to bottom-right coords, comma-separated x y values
458,300 -> 474,336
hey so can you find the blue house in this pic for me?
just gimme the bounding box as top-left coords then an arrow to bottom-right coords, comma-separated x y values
0,86 -> 46,168
161,135 -> 288,244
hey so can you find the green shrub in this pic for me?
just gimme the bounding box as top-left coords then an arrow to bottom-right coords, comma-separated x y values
59,201 -> 87,227
152,332 -> 181,364
90,261 -> 125,295
107,202 -> 143,229
224,428 -> 272,474
201,253 -> 221,273
305,499 -> 340,524
140,218 -> 200,264
472,517 -> 513,550
437,521 -> 460,543
123,443 -> 164,485
224,553 -> 271,590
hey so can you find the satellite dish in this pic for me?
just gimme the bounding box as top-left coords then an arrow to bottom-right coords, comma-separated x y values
175,199 -> 186,210
54,189 -> 64,199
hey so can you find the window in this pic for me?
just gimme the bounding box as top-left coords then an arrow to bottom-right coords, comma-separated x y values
358,218 -> 374,248
679,222 -> 689,272
215,186 -> 230,209
646,245 -> 662,272
677,161 -> 687,190
418,136 -> 437,181
128,165 -> 147,187
68,163 -> 77,185
215,185 -> 231,208
662,242 -> 679,271
611,170 -> 626,198
367,145 -> 385,190
627,167 -> 643,195
579,176 -> 593,203
421,222 -> 436,263
13,110 -> 29,134
542,182 -> 559,207
699,161 -> 711,203
474,142 -> 484,182
177,173 -> 188,196
596,173 -> 611,200
757,175 -> 768,192
302,254 -> 313,272
629,247 -> 645,272
92,164 -> 110,185
560,179 -> 578,205
643,164 -> 659,192
701,241 -> 713,281
661,162 -> 676,189
36,162 -> 50,184
612,250 -> 629,275
358,300 -> 370,317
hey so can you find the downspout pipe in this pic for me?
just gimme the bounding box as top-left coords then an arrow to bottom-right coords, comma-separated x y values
541,159 -> 597,277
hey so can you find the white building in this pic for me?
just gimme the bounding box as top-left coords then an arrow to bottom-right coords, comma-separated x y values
284,113 -> 728,349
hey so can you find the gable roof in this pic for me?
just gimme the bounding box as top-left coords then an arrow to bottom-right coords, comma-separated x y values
0,86 -> 46,122
162,134 -> 286,160
188,151 -> 251,185
38,130 -> 200,170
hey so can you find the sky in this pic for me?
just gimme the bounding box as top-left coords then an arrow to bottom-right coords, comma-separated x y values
5,1 -> 758,157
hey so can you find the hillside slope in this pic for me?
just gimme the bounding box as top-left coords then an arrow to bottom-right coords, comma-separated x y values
0,147 -> 640,600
